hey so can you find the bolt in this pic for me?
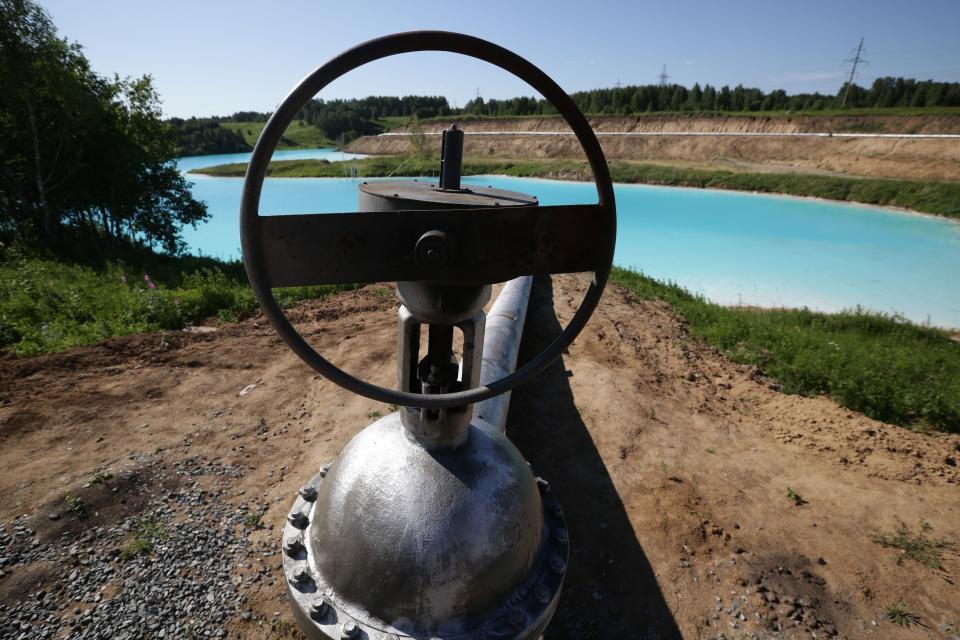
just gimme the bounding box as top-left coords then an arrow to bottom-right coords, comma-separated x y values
299,485 -> 318,502
535,583 -> 552,605
320,465 -> 330,478
288,510 -> 308,528
552,527 -> 569,544
310,596 -> 329,617
292,565 -> 311,585
508,608 -> 525,629
283,536 -> 304,556
549,554 -> 566,574
340,620 -> 359,638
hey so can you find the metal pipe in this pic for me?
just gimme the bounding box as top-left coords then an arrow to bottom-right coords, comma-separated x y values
473,276 -> 533,432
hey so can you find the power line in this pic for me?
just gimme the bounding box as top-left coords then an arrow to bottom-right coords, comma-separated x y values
658,64 -> 669,86
841,37 -> 868,106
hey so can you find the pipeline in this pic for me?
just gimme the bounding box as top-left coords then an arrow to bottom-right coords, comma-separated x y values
473,276 -> 534,433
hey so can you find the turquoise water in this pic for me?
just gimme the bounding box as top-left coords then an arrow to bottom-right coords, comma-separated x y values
178,150 -> 960,328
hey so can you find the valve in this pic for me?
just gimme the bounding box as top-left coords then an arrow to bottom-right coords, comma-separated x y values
241,31 -> 617,640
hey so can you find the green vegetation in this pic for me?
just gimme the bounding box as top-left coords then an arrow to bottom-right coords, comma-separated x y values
120,515 -> 166,560
220,120 -> 334,149
1,0 -> 206,253
870,519 -> 954,569
243,512 -> 264,529
883,602 -> 921,627
84,471 -> 113,487
63,493 -> 87,518
611,268 -> 960,433
785,487 -> 806,506
0,248 -> 359,356
166,117 -> 251,156
192,156 -> 960,219
462,77 -> 960,117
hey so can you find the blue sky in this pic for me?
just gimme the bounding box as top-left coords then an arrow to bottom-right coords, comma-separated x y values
41,0 -> 960,118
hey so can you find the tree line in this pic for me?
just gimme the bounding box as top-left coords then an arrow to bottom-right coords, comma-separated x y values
166,118 -> 251,156
174,76 -> 959,155
1,0 -> 206,254
463,77 -> 960,116
172,95 -> 453,151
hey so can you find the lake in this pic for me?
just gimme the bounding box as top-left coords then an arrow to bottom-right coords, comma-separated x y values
177,149 -> 960,328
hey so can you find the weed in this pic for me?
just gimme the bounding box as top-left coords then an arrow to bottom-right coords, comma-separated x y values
884,602 -> 921,627
243,513 -> 263,529
64,494 -> 87,518
120,515 -> 167,560
271,618 -> 294,636
660,462 -> 668,474
706,447 -> 716,454
366,410 -> 382,419
387,405 -> 399,413
786,487 -> 806,506
870,519 -> 953,569
84,471 -> 113,487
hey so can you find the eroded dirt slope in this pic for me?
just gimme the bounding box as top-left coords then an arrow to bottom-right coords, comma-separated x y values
1,277 -> 957,639
345,115 -> 960,181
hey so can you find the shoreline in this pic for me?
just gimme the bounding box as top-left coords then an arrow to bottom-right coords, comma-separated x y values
187,159 -> 958,223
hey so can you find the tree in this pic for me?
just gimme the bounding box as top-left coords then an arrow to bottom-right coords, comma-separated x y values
0,0 -> 206,253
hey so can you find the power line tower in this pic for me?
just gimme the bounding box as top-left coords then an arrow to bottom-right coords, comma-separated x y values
840,37 -> 868,107
658,64 -> 669,86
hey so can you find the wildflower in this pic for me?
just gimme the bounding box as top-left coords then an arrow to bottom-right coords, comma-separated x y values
173,298 -> 180,305
143,274 -> 151,282
148,282 -> 157,290
120,274 -> 127,284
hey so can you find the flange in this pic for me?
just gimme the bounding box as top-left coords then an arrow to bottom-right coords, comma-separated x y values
281,419 -> 569,640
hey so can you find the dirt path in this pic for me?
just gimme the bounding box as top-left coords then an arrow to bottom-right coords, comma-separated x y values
1,277 -> 957,639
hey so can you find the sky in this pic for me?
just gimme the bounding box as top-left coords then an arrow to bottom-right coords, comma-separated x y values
40,0 -> 960,119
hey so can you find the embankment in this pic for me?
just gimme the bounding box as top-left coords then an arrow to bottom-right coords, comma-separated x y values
346,114 -> 960,182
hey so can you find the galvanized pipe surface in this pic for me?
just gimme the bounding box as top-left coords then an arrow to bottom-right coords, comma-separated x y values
473,276 -> 533,433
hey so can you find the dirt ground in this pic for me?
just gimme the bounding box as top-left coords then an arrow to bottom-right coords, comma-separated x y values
345,115 -> 960,182
1,276 -> 958,639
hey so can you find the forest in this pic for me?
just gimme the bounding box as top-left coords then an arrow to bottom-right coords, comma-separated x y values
465,77 -> 960,116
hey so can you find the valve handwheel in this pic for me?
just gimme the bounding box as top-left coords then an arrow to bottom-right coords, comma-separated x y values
241,31 -> 617,408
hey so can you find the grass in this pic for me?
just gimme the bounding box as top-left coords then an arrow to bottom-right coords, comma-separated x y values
870,519 -> 954,569
120,515 -> 167,560
219,120 -> 335,149
884,602 -> 921,627
191,156 -> 960,219
0,248 -> 359,356
611,268 -> 960,433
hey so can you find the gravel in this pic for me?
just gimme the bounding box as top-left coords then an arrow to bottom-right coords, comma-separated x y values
0,457 -> 272,639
